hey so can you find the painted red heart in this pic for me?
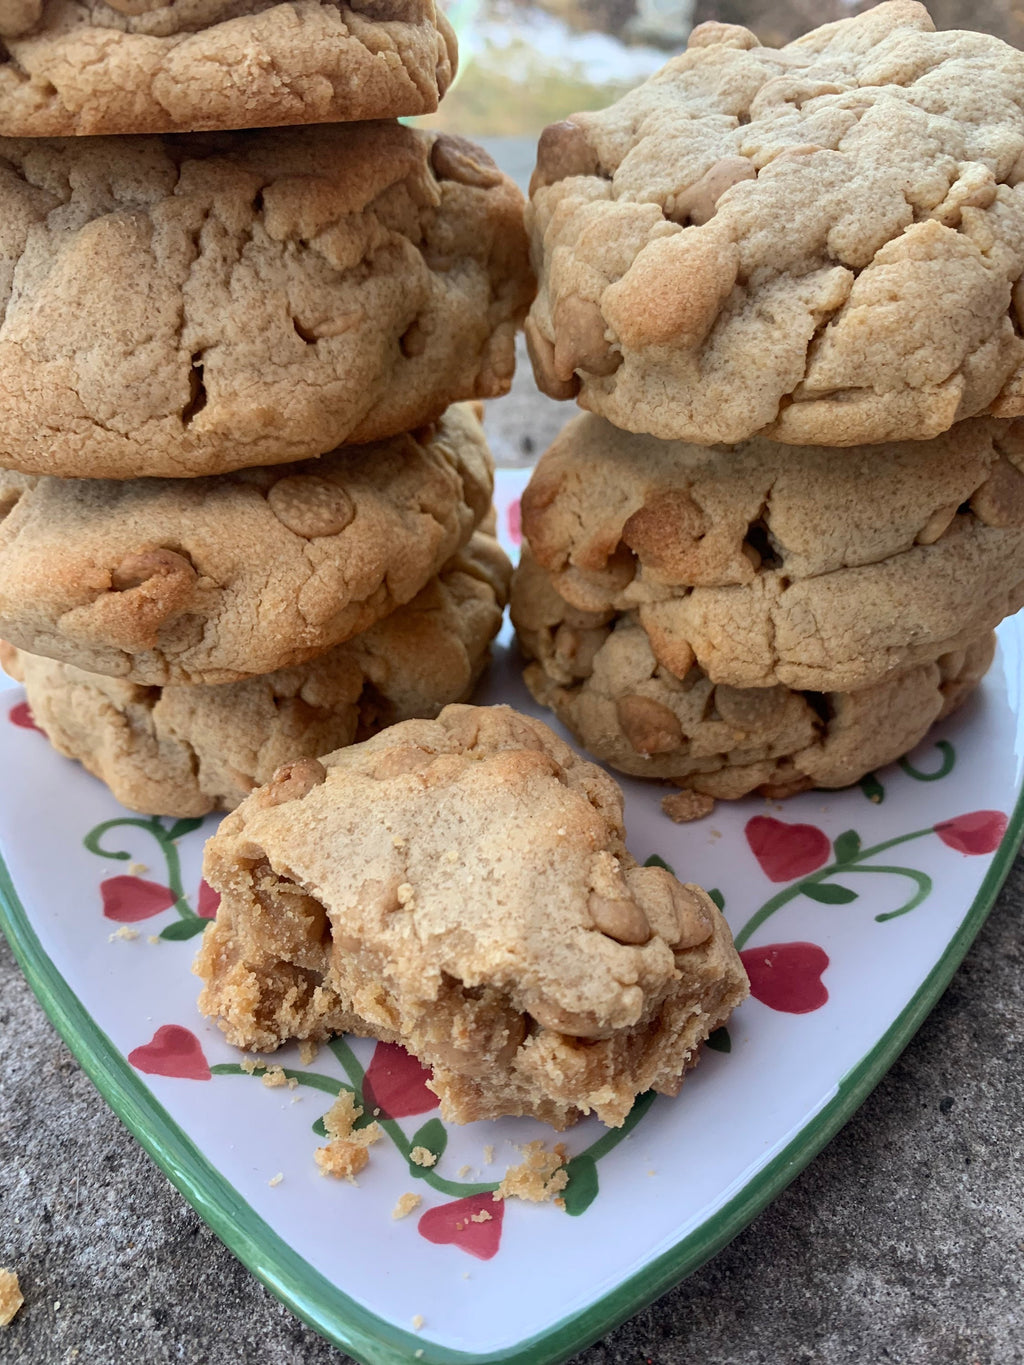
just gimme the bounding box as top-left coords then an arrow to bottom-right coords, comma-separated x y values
197,879 -> 221,919
362,1042 -> 438,1119
418,1193 -> 504,1260
128,1025 -> 211,1080
100,875 -> 177,922
740,942 -> 830,1014
506,498 -> 522,546
935,810 -> 1007,856
9,701 -> 42,733
746,816 -> 831,883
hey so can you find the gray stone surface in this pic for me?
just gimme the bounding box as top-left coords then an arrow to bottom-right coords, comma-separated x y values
1,861 -> 1021,1364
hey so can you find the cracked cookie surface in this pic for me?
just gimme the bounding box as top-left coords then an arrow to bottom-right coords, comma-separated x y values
2,531 -> 510,816
0,124 -> 532,479
0,0 -> 457,136
195,703 -> 749,1128
526,1 -> 1024,446
518,415 -> 1024,691
0,404 -> 492,685
512,552 -> 994,801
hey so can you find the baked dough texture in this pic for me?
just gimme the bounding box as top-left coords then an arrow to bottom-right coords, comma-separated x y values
0,124 -> 532,479
526,1 -> 1024,446
2,531 -> 511,816
0,404 -> 493,685
518,415 -> 1024,692
195,704 -> 749,1128
0,0 -> 457,136
512,551 -> 994,801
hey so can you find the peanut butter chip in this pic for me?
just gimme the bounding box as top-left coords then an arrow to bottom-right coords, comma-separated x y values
616,695 -> 683,755
267,477 -> 355,539
430,135 -> 504,188
0,0 -> 39,36
111,548 -> 196,592
530,120 -> 599,193
588,892 -> 651,945
552,296 -> 621,379
264,757 -> 327,806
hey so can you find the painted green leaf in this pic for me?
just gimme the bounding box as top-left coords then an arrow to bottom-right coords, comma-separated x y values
167,816 -> 205,840
859,773 -> 884,804
159,916 -> 208,940
561,1154 -> 599,1216
312,1116 -> 328,1137
832,830 -> 861,864
802,882 -> 857,905
705,1026 -> 731,1053
644,854 -> 675,876
707,888 -> 725,912
408,1117 -> 448,1175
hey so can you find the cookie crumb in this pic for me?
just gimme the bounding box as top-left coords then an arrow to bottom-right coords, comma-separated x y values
0,1270 -> 22,1326
457,1164 -> 472,1178
298,1040 -> 319,1066
147,935 -> 161,945
469,1210 -> 492,1223
240,1056 -> 267,1075
287,1077 -> 299,1090
411,1314 -> 425,1331
661,790 -> 715,823
107,926 -> 139,942
410,1146 -> 437,1168
397,883 -> 415,906
128,862 -> 149,876
392,1192 -> 422,1220
415,1350 -> 425,1358
262,1066 -> 287,1088
482,1145 -> 494,1165
495,1141 -> 569,1203
314,1091 -> 382,1182
268,1173 -> 284,1187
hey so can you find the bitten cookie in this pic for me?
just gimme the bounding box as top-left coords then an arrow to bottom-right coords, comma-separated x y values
0,124 -> 532,479
0,0 -> 457,136
0,404 -> 492,685
195,704 -> 749,1128
518,417 -> 1024,691
2,532 -> 510,817
512,552 -> 994,802
526,1 -> 1024,446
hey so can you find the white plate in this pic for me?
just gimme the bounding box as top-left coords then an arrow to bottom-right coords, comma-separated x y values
1,469 -> 1021,1365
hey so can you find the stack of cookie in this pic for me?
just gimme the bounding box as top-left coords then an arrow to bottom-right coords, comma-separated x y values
0,10 -> 534,815
512,1 -> 1024,818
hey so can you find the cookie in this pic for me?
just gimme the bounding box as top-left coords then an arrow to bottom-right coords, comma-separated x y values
512,552 -> 994,802
0,124 -> 532,479
518,416 -> 1024,691
526,1 -> 1024,446
0,404 -> 492,686
2,531 -> 510,817
195,704 -> 749,1128
0,0 -> 457,135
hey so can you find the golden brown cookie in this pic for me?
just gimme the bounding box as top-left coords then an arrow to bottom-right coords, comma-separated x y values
518,416 -> 1024,691
526,2 -> 1024,446
0,1 -> 457,136
0,124 -> 532,479
0,404 -> 492,685
512,551 -> 994,803
195,704 -> 749,1128
2,531 -> 510,817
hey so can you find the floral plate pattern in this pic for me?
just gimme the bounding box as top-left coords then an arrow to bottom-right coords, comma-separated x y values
1,469 -> 1022,1365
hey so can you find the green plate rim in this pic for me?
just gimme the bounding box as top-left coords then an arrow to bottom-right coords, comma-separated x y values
1,777 -> 1021,1365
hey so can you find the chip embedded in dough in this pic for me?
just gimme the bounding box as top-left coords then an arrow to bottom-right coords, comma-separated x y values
0,124 -> 533,479
195,704 -> 749,1128
0,404 -> 494,685
0,0 -> 458,136
526,1 -> 1024,446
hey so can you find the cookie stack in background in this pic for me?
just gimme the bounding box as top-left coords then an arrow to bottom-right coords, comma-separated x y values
0,7 -> 535,815
512,1 -> 1024,820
